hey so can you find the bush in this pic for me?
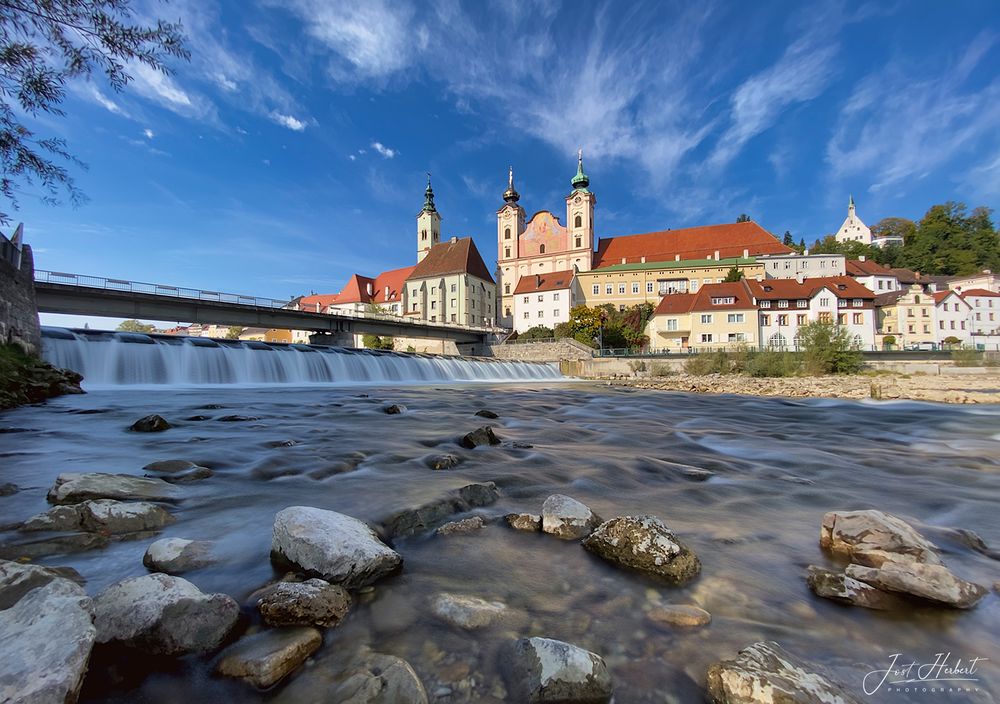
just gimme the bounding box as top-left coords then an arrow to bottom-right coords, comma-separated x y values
628,360 -> 647,373
362,334 -> 394,350
882,334 -> 896,349
746,350 -> 801,377
519,325 -> 554,341
650,362 -> 674,377
684,354 -> 717,375
951,347 -> 983,367
796,321 -> 863,374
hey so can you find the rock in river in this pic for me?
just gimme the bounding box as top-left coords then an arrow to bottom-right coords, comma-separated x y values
257,578 -> 352,628
381,482 -> 500,538
583,515 -> 701,585
215,627 -> 322,689
143,537 -> 215,573
541,494 -> 602,540
273,648 -> 428,704
844,562 -> 987,609
647,604 -> 711,627
272,506 -> 402,588
432,593 -> 508,629
819,509 -> 940,567
23,499 -> 174,534
506,513 -> 542,532
47,472 -> 180,504
805,566 -> 910,611
706,640 -> 861,704
0,560 -> 96,704
94,573 -> 239,655
503,637 -> 613,704
436,516 -> 485,536
129,414 -> 171,432
459,426 -> 501,448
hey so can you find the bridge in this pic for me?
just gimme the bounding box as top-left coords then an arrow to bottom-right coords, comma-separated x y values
33,271 -> 498,345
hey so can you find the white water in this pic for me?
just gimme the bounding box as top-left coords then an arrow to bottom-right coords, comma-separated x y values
40,327 -> 560,386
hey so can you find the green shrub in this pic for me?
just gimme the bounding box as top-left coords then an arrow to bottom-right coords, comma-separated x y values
650,362 -> 674,377
796,321 -> 864,374
519,325 -> 554,341
684,354 -> 717,375
746,350 -> 801,377
951,347 -> 983,367
362,334 -> 394,350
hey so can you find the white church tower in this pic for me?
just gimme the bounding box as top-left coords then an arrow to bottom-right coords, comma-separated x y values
834,195 -> 872,246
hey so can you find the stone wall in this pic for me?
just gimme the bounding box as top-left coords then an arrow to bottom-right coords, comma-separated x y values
489,338 -> 594,363
0,244 -> 41,356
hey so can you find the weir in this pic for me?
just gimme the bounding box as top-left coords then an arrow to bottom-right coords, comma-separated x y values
40,327 -> 560,386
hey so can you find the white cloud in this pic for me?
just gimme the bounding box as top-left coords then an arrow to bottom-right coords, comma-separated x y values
371,141 -> 397,158
236,126 -> 248,135
143,128 -> 154,139
82,84 -> 127,116
131,63 -> 193,108
826,33 -> 1000,194
272,113 -> 307,131
348,154 -> 356,161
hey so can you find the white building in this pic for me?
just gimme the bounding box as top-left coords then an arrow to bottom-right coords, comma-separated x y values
933,290 -> 972,346
834,196 -> 903,248
759,252 -> 845,279
749,275 -> 877,350
962,289 -> 1000,350
846,257 -> 900,294
949,270 -> 999,294
512,269 -> 577,333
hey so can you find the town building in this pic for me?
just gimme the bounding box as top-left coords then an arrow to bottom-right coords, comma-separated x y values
759,252 -> 846,279
512,270 -> 579,333
962,289 -> 1000,349
646,280 -> 760,352
749,276 -> 877,350
875,286 -> 935,348
933,290 -> 972,346
845,257 -> 900,293
404,235 -> 496,326
948,270 -> 999,294
834,196 -> 902,248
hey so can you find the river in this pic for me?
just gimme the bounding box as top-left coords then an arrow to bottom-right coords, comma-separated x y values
1,335 -> 999,702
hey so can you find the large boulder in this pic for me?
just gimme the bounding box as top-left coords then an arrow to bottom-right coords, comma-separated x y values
431,593 -> 508,630
381,482 -> 500,538
541,495 -> 602,540
272,507 -> 402,588
143,538 -> 215,574
805,566 -> 910,610
94,573 -> 239,655
22,500 -> 174,534
706,641 -> 861,704
47,472 -> 181,504
273,648 -> 428,704
844,562 -> 987,609
503,637 -> 613,704
459,426 -> 501,448
215,627 -> 322,688
582,515 -> 701,585
257,578 -> 352,628
819,510 -> 939,567
0,561 -> 96,704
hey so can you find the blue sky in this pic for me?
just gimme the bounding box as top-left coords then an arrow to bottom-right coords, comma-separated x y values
15,0 -> 1000,328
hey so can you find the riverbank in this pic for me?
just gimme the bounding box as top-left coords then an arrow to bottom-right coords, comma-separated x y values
0,343 -> 83,410
605,371 -> 1000,404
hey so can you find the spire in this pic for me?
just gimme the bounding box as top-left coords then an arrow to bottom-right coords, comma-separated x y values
571,148 -> 590,192
422,173 -> 436,213
849,194 -> 855,210
502,165 -> 520,203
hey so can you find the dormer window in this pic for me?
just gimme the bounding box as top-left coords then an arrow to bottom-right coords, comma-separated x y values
778,300 -> 789,308
761,300 -> 771,308
711,296 -> 735,305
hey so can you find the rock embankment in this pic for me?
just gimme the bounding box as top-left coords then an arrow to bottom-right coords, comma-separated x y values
0,344 -> 83,410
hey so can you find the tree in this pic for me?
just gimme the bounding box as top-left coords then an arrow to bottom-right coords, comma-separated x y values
362,334 -> 394,350
736,213 -> 751,223
518,325 -> 553,341
117,319 -> 154,333
225,326 -> 243,339
782,230 -> 794,246
723,266 -> 744,282
796,321 -> 863,375
1,1 -> 189,223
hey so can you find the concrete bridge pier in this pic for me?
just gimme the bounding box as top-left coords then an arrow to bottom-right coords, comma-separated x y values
308,331 -> 356,347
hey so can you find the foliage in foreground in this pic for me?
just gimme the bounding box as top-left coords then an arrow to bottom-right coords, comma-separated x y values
362,334 -> 394,350
796,321 -> 864,375
555,304 -> 654,349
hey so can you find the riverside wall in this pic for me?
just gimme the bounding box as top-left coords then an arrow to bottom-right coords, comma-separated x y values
489,339 -> 594,363
0,243 -> 41,356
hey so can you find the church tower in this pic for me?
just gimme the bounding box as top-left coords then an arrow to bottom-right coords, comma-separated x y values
416,174 -> 441,263
496,166 -> 525,326
565,149 -> 595,270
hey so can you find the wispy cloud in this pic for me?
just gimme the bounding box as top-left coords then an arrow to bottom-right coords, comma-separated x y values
143,128 -> 154,139
81,84 -> 128,116
826,31 -> 1000,194
371,141 -> 396,158
272,112 -> 308,131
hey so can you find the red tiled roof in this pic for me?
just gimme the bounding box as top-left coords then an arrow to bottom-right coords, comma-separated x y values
846,259 -> 894,277
513,269 -> 575,295
408,237 -> 494,283
594,221 -> 791,268
298,294 -> 340,310
373,266 -> 415,303
746,276 -> 875,300
690,281 -> 758,311
960,288 -> 1000,298
933,290 -> 968,306
653,293 -> 697,315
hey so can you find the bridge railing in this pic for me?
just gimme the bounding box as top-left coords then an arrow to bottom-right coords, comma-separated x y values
33,270 -> 507,335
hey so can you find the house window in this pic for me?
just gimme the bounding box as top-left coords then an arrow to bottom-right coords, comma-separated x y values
950,321 -> 955,330
575,237 -> 582,248
690,281 -> 699,291
778,300 -> 789,308
412,303 -> 418,311
838,299 -> 847,308
575,214 -> 582,228
761,314 -> 770,326
924,324 -> 930,333
852,298 -> 862,307
430,301 -> 436,309
701,333 -> 714,343
646,282 -> 654,293
778,314 -> 788,326
838,313 -> 846,325
523,312 -> 529,319
553,293 -> 560,301
632,282 -> 639,294
450,298 -> 456,308
728,333 -> 746,342
505,307 -> 511,317
504,284 -> 510,294
430,315 -> 436,322
523,296 -> 529,303
727,313 -> 744,323
767,333 -> 787,349
505,248 -> 511,258
761,300 -> 771,309
592,284 -> 600,295
853,313 -> 863,325
451,314 -> 456,321
666,319 -> 678,331
504,227 -> 511,239
451,283 -> 457,292
797,314 -> 807,325
700,314 -> 712,324
961,321 -> 966,329
553,310 -> 559,317
796,300 -> 807,308
538,311 -> 543,318
712,297 -> 735,305
537,294 -> 544,302
606,284 -> 613,295
819,297 -> 830,307
618,284 -> 626,294
421,230 -> 427,241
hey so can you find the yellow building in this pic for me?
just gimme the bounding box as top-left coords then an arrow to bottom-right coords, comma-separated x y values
579,257 -> 762,311
645,280 -> 760,352
875,285 -> 935,347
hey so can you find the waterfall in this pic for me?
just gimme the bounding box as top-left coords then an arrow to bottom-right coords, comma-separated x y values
40,328 -> 561,386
